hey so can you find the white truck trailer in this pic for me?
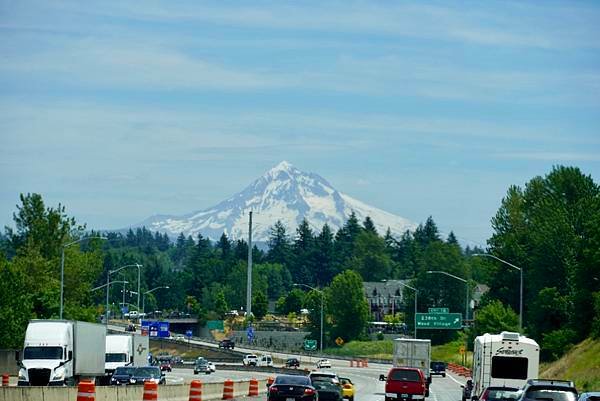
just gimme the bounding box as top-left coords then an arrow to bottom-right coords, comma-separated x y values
393,338 -> 432,382
104,334 -> 149,374
17,320 -> 106,386
471,332 -> 540,400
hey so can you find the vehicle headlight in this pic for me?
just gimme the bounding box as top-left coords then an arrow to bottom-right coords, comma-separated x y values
52,367 -> 65,380
130,378 -> 137,384
18,368 -> 27,381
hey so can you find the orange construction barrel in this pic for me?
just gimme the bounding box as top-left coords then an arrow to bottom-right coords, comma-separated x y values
189,380 -> 203,401
223,379 -> 234,400
76,380 -> 95,401
143,381 -> 159,401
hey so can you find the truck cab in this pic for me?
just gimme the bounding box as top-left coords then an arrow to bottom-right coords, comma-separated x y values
17,320 -> 106,387
18,321 -> 74,386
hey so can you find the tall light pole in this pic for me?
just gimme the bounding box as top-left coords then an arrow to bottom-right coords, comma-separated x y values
426,271 -> 469,322
246,211 -> 253,317
397,282 -> 418,339
60,236 -> 107,319
106,264 -> 141,325
472,253 -> 523,331
143,286 -> 170,314
135,263 -> 142,313
294,283 -> 324,352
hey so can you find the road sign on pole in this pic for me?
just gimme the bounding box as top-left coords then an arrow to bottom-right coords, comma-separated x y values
428,307 -> 449,314
416,313 -> 462,329
246,326 -> 254,342
304,339 -> 317,351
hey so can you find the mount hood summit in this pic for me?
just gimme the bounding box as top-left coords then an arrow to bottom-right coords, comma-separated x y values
134,161 -> 415,241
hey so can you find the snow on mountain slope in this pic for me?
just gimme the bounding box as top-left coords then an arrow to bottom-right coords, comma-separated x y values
133,161 -> 415,241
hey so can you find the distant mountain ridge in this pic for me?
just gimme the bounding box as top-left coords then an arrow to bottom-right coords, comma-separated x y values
132,161 -> 415,242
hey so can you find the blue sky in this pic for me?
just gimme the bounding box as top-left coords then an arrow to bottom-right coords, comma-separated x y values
1,0 -> 599,246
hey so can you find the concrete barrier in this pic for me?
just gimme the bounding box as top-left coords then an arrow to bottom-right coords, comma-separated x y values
0,350 -> 18,376
0,379 -> 268,401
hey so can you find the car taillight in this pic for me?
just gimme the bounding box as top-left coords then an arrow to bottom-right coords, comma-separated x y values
344,384 -> 352,389
270,386 -> 279,393
304,388 -> 315,395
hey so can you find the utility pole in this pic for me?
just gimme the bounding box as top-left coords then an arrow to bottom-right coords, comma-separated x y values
246,211 -> 253,317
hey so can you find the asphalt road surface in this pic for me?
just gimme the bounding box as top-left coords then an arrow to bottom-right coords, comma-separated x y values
202,364 -> 466,401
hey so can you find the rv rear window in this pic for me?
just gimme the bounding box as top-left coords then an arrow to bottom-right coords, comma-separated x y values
491,356 -> 528,379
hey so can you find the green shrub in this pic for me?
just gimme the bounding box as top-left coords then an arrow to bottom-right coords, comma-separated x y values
541,329 -> 577,361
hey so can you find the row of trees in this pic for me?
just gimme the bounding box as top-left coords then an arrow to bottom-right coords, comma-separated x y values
1,165 -> 599,360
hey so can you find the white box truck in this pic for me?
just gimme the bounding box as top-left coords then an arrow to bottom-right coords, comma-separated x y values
17,320 -> 106,386
104,334 -> 149,375
393,338 -> 432,380
471,332 -> 540,400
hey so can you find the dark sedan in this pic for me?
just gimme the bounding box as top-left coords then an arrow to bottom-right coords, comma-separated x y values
129,367 -> 165,385
110,366 -> 136,385
268,375 -> 317,401
311,377 -> 343,401
286,358 -> 301,368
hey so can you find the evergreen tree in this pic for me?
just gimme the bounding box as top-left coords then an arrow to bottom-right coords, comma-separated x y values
315,224 -> 335,286
413,216 -> 440,248
333,211 -> 362,272
267,221 -> 292,266
363,216 -> 377,234
291,219 -> 316,285
216,233 -> 232,260
351,230 -> 392,281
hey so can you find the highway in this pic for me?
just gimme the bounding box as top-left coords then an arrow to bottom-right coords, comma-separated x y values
162,362 -> 465,401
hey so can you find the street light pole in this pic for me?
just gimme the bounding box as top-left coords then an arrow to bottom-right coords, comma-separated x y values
472,253 -> 523,331
106,264 -> 141,325
397,282 -> 418,339
426,271 -> 469,322
294,283 -> 324,352
60,236 -> 107,319
143,286 -> 170,314
136,263 -> 142,313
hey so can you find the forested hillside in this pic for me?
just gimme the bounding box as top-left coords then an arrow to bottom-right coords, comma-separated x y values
1,166 -> 599,362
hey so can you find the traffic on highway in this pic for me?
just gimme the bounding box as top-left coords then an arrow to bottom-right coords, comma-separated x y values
4,318 -> 593,401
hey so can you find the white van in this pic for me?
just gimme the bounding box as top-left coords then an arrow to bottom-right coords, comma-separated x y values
258,354 -> 273,367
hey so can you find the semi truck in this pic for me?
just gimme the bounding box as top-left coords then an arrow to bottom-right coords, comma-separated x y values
17,320 -> 106,386
103,334 -> 149,381
471,332 -> 540,400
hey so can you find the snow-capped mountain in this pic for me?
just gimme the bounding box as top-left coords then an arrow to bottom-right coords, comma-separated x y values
134,161 -> 415,242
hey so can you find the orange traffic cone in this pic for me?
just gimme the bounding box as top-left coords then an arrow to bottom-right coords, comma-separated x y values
143,381 -> 159,401
248,378 -> 259,396
222,379 -> 234,400
76,380 -> 95,401
189,380 -> 203,401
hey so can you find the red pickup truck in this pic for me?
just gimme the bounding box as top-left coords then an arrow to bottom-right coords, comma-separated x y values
380,367 -> 429,401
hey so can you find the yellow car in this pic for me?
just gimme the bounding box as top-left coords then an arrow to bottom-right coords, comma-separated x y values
339,377 -> 355,401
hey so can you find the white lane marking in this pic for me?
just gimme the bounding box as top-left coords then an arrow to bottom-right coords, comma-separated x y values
430,387 -> 439,401
445,372 -> 466,387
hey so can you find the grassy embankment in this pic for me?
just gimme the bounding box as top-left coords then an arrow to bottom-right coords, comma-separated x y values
540,337 -> 600,392
324,338 -> 472,368
325,336 -> 600,391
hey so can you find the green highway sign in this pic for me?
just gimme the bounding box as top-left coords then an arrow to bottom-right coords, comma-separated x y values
304,339 -> 317,351
416,313 -> 462,329
428,307 -> 449,314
